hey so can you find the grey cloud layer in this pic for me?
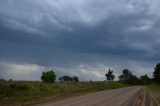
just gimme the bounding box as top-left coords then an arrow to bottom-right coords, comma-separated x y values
0,0 -> 160,80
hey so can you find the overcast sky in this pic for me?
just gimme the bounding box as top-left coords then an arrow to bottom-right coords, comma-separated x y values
0,0 -> 160,81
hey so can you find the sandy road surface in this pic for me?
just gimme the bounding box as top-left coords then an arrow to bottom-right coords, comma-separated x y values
35,86 -> 143,106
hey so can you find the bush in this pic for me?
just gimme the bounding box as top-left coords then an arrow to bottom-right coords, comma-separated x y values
41,70 -> 56,83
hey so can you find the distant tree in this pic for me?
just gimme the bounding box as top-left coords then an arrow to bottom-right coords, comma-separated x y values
118,69 -> 141,85
59,76 -> 73,82
58,76 -> 63,84
72,76 -> 79,82
89,79 -> 92,83
64,76 -> 73,81
9,79 -> 13,82
140,74 -> 152,84
153,63 -> 160,84
0,79 -> 5,82
119,69 -> 132,82
0,75 -> 5,82
128,75 -> 141,85
41,70 -> 56,83
105,69 -> 115,81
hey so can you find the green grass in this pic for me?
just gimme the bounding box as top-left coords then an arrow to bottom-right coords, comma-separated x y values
0,81 -> 127,106
146,83 -> 160,93
145,83 -> 160,104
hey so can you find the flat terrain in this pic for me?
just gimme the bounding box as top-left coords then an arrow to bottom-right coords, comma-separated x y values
35,86 -> 142,106
0,81 -> 127,106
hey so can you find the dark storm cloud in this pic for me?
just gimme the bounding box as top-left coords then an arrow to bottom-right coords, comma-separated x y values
0,0 -> 160,80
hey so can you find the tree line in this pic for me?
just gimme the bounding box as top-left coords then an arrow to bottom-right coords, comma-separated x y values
41,70 -> 79,83
105,63 -> 160,85
41,63 -> 160,85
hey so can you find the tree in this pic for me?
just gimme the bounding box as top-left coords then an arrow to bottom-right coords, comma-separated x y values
72,76 -> 79,82
119,69 -> 132,82
9,79 -> 13,82
41,70 -> 56,83
140,74 -> 152,84
127,75 -> 140,85
59,76 -> 79,83
59,76 -> 73,82
58,76 -> 63,84
118,69 -> 140,85
105,69 -> 115,81
153,63 -> 160,84
63,76 -> 73,81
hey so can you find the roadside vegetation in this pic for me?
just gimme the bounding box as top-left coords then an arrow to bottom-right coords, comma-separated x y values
146,84 -> 160,104
146,83 -> 160,93
0,80 -> 127,106
145,63 -> 160,104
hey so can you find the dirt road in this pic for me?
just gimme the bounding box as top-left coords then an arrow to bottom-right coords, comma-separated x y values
35,86 -> 144,106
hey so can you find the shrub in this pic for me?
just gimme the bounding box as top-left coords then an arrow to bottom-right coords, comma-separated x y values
41,70 -> 56,83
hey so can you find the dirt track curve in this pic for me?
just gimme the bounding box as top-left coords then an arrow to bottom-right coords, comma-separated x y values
35,86 -> 157,106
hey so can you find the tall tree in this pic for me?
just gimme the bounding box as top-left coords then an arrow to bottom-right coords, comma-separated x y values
118,69 -> 140,84
105,69 -> 115,81
153,63 -> 160,84
119,69 -> 132,81
41,70 -> 56,83
140,74 -> 152,84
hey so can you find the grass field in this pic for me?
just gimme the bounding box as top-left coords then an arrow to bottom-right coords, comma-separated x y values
146,83 -> 160,93
146,83 -> 160,104
0,80 -> 127,106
